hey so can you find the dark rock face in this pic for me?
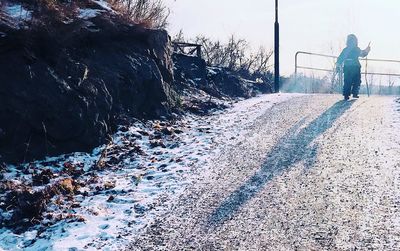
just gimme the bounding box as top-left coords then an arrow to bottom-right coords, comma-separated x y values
0,17 -> 176,163
207,67 -> 254,98
173,53 -> 273,99
207,67 -> 274,98
173,54 -> 207,87
172,54 -> 273,115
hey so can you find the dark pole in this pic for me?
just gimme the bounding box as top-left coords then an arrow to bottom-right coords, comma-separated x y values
274,0 -> 280,93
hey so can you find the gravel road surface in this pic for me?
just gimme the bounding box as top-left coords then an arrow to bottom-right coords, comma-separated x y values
128,95 -> 400,250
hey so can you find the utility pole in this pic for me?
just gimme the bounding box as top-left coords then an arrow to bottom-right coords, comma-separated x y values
274,0 -> 280,93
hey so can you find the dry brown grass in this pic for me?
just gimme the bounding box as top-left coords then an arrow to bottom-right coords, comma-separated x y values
1,0 -> 169,29
1,0 -> 91,26
109,0 -> 169,28
30,0 -> 81,22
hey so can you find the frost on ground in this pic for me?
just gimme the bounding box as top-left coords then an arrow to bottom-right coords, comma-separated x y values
128,95 -> 400,250
1,3 -> 32,28
77,0 -> 115,20
0,93 -> 300,251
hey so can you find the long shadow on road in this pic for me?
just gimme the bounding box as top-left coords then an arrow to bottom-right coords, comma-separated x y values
207,100 -> 354,228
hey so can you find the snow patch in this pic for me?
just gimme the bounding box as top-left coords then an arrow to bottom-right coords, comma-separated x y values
2,3 -> 32,26
92,0 -> 114,12
78,8 -> 104,19
207,67 -> 220,76
0,93 -> 302,251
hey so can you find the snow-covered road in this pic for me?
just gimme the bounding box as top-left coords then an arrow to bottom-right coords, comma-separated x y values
2,94 -> 399,250
0,93 -> 301,251
128,95 -> 400,250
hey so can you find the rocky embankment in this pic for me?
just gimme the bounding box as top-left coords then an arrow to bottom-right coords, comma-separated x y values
0,14 -> 272,164
0,1 -> 176,164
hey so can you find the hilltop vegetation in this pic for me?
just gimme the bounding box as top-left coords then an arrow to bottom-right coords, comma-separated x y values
0,0 -> 168,28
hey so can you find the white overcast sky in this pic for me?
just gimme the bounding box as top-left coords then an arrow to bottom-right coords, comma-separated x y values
164,0 -> 400,76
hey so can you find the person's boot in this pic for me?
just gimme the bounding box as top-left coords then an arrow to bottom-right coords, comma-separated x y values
353,94 -> 360,98
344,95 -> 350,100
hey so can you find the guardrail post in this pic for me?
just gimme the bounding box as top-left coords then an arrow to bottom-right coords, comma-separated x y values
295,51 -> 299,87
196,45 -> 202,59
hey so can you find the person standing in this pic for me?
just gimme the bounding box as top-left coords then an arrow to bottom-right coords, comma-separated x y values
336,34 -> 371,100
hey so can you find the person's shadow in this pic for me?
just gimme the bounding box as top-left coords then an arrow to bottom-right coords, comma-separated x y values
207,100 -> 355,227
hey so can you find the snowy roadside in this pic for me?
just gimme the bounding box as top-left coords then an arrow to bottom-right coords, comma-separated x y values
394,97 -> 400,132
126,95 -> 400,250
0,93 -> 302,251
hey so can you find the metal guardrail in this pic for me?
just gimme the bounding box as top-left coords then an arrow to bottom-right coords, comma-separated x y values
295,51 -> 400,85
172,42 -> 202,59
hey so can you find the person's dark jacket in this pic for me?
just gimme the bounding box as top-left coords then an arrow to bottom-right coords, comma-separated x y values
337,46 -> 369,68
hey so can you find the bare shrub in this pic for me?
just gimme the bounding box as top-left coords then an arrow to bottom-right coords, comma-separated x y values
193,35 -> 226,66
191,35 -> 273,74
173,29 -> 186,42
250,47 -> 273,73
1,0 -> 169,29
109,0 -> 169,28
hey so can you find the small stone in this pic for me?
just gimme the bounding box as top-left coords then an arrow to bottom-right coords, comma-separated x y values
32,169 -> 54,186
174,129 -> 183,134
119,126 -> 129,132
138,130 -> 149,136
153,123 -> 162,130
161,127 -> 174,135
58,178 -> 75,194
150,140 -> 166,148
71,202 -> 81,208
104,181 -> 116,190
